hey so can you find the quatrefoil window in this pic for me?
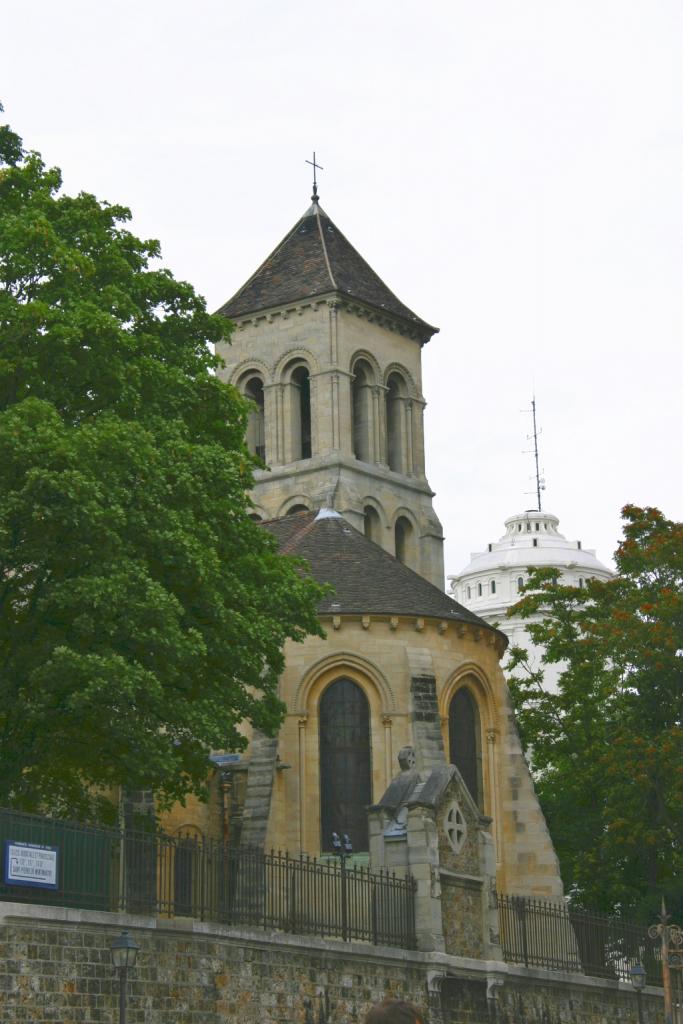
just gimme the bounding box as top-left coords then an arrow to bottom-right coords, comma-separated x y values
445,801 -> 467,854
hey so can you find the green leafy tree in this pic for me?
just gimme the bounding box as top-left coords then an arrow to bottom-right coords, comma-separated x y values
0,113 -> 324,821
507,505 -> 682,918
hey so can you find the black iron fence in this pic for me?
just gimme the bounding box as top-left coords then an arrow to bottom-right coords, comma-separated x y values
0,808 -> 416,949
497,893 -> 662,985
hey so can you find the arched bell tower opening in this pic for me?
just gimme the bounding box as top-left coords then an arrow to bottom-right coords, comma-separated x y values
352,358 -> 374,463
386,372 -> 407,473
289,364 -> 312,461
242,374 -> 266,462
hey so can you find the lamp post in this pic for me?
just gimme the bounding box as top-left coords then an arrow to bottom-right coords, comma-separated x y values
331,832 -> 353,941
648,900 -> 683,1024
629,962 -> 646,1024
110,930 -> 140,1024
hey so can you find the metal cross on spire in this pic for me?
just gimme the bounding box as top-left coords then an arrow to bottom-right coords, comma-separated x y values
306,151 -> 323,204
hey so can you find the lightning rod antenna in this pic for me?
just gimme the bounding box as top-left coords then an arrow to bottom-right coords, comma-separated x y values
531,397 -> 542,512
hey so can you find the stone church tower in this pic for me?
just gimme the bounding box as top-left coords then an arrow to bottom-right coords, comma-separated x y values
216,189 -> 445,589
160,188 -> 565,906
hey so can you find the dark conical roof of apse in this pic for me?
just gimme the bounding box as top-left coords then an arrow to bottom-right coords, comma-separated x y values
217,200 -> 438,341
261,509 -> 503,641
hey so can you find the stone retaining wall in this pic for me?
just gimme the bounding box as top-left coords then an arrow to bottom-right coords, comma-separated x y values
0,903 -> 665,1024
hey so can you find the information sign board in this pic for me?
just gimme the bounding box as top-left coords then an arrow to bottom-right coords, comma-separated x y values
209,753 -> 241,767
3,840 -> 59,890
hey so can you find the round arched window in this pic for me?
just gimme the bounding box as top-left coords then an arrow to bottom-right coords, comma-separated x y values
448,686 -> 482,808
319,679 -> 371,852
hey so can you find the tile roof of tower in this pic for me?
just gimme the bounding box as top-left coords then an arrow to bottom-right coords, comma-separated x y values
261,510 -> 503,638
218,202 -> 438,340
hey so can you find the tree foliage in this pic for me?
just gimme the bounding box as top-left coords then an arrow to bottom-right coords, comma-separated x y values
507,505 -> 682,918
0,113 -> 325,821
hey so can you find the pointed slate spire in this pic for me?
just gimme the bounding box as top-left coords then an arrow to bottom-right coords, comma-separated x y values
218,200 -> 438,341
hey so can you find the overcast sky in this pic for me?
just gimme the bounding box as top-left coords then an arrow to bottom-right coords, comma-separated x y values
4,0 -> 682,577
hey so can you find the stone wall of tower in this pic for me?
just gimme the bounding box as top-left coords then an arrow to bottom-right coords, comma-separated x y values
217,299 -> 445,588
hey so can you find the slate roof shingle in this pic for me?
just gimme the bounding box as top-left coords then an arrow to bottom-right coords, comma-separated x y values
218,203 -> 438,340
262,510 -> 503,639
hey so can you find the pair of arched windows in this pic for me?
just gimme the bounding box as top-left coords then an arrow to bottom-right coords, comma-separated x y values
352,363 -> 410,473
241,363 -> 312,464
363,507 -> 416,569
317,678 -> 483,853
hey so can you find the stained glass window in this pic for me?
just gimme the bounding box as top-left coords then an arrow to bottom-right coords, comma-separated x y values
319,679 -> 371,852
448,686 -> 482,808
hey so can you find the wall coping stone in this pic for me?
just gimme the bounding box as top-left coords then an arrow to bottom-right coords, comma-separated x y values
0,900 -> 664,1000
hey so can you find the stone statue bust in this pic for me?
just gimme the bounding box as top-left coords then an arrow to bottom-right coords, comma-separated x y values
397,746 -> 416,771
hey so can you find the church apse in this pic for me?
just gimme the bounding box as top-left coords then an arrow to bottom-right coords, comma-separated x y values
203,193 -> 565,901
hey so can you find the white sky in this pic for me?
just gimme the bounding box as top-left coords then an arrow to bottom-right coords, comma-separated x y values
4,0 -> 682,576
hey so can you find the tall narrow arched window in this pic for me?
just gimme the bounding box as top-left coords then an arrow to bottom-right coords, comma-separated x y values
517,576 -> 524,592
448,686 -> 483,808
364,505 -> 381,545
491,580 -> 496,595
394,515 -> 414,567
352,360 -> 373,463
290,365 -> 312,460
385,373 -> 406,472
319,679 -> 371,852
243,375 -> 266,462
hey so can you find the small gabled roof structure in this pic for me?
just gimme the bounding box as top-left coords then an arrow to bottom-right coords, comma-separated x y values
261,509 -> 501,634
218,200 -> 438,342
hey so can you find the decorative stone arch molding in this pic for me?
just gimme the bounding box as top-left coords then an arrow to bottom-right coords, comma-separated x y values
248,503 -> 268,522
292,650 -> 397,717
349,349 -> 382,384
361,496 -> 387,546
439,663 -> 499,727
230,358 -> 271,388
361,496 -> 387,524
276,494 -> 312,517
172,823 -> 203,839
382,361 -> 418,398
272,347 -> 320,381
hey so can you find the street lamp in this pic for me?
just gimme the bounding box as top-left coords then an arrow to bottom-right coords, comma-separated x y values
629,962 -> 646,1024
331,832 -> 353,941
110,930 -> 140,1024
331,832 -> 353,859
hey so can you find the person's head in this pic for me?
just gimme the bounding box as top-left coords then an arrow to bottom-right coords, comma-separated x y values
364,999 -> 425,1024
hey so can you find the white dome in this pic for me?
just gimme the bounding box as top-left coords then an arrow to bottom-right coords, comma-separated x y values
448,509 -> 614,692
452,510 -> 612,579
447,510 -> 613,691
